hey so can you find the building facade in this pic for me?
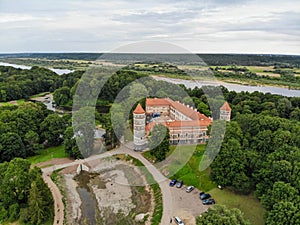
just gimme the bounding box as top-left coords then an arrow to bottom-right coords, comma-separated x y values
133,98 -> 231,150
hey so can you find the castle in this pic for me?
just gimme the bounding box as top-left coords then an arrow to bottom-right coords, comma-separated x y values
133,98 -> 231,151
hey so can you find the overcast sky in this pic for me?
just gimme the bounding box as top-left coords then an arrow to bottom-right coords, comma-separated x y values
0,0 -> 299,54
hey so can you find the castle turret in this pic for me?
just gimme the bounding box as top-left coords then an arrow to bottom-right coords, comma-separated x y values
220,102 -> 231,121
133,103 -> 147,151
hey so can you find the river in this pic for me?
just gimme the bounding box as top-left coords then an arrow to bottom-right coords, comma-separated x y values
0,62 -> 73,75
152,76 -> 300,97
1,61 -> 300,97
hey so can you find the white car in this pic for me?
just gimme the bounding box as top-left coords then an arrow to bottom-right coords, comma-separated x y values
174,216 -> 184,225
185,185 -> 195,193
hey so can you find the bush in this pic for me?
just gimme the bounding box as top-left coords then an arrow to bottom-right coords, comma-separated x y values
0,206 -> 8,222
8,203 -> 19,222
19,207 -> 30,223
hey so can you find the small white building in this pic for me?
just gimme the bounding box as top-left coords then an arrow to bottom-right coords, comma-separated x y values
220,102 -> 232,121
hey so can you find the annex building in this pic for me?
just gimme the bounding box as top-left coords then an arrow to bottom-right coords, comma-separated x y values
133,98 -> 231,151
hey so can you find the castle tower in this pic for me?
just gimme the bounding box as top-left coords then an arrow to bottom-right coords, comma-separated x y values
220,102 -> 231,121
133,103 -> 147,151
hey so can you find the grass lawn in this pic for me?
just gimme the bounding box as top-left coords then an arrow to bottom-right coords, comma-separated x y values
27,145 -> 67,164
210,188 -> 265,225
168,145 -> 216,191
30,92 -> 50,98
0,99 -> 25,106
144,144 -> 265,225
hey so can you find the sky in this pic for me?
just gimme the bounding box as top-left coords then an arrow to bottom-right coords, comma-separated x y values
0,0 -> 299,54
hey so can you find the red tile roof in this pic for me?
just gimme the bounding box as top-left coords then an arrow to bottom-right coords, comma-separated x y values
146,98 -> 170,106
220,102 -> 231,111
133,103 -> 145,114
146,98 -> 211,122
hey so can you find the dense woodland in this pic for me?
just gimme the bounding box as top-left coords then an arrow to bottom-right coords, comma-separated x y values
0,158 -> 53,224
0,65 -> 83,102
0,63 -> 299,224
182,86 -> 300,224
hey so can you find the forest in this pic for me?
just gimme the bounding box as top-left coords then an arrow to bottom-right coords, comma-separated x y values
0,65 -> 83,102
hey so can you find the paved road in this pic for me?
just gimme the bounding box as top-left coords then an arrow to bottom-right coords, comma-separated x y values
42,142 -> 173,225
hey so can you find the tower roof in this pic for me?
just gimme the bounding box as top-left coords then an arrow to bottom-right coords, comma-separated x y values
220,102 -> 231,111
133,103 -> 145,114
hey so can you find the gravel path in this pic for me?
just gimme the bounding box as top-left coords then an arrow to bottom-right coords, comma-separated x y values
42,172 -> 64,225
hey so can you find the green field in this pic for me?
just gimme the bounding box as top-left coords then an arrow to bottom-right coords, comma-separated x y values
144,144 -> 265,225
28,145 -> 67,164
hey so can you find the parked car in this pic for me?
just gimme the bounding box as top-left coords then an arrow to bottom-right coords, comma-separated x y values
202,198 -> 215,205
169,179 -> 177,187
174,216 -> 184,225
199,192 -> 211,200
186,186 -> 195,193
176,180 -> 183,188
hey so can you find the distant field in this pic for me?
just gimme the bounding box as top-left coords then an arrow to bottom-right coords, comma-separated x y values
28,145 -> 67,164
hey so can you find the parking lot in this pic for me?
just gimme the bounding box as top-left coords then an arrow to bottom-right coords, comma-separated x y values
168,183 -> 211,225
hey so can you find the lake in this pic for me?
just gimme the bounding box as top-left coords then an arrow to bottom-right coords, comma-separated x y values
0,62 -> 73,75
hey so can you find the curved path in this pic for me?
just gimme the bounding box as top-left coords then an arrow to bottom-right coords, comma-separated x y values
42,143 -> 173,225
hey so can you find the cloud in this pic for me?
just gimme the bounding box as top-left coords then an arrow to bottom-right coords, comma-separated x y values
0,0 -> 299,54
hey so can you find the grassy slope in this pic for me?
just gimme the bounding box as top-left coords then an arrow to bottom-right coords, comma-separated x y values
27,145 -> 67,164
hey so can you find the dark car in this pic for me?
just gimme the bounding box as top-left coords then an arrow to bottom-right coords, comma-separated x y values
176,180 -> 183,188
199,192 -> 211,200
169,179 -> 177,187
202,198 -> 215,205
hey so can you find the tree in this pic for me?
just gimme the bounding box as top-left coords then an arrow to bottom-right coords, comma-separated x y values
0,132 -> 26,162
0,158 -> 31,207
211,138 -> 251,194
28,178 -> 53,225
40,113 -> 66,146
197,102 -> 211,117
0,159 -> 54,224
149,124 -> 170,161
24,130 -> 41,155
64,127 -> 82,159
53,86 -> 71,106
260,181 -> 298,211
196,204 -> 251,225
265,201 -> 300,225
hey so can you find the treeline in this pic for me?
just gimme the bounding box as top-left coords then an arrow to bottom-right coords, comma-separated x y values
183,86 -> 300,121
1,53 -> 299,66
212,66 -> 300,89
0,65 -> 83,102
210,114 -> 300,224
198,54 -> 300,67
0,102 -> 69,162
0,158 -> 53,224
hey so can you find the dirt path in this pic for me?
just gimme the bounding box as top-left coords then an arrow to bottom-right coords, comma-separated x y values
42,142 -> 207,225
42,172 -> 64,225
